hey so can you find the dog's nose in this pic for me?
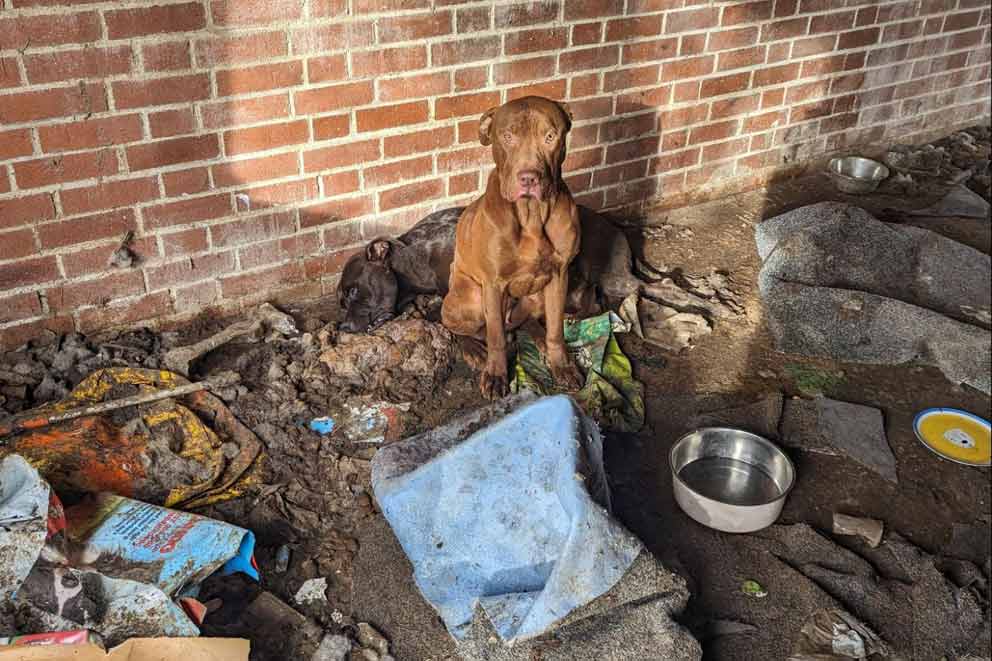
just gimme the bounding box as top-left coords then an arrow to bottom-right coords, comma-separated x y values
517,171 -> 540,189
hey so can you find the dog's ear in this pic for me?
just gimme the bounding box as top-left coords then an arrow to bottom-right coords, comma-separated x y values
478,107 -> 497,146
557,101 -> 573,132
366,239 -> 391,263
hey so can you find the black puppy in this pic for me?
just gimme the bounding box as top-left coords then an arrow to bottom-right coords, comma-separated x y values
338,206 -> 647,333
337,207 -> 461,332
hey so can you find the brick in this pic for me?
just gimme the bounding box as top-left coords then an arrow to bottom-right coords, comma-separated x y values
436,92 -> 501,119
322,170 -> 361,197
564,0 -> 622,20
505,27 -> 568,55
14,149 -> 118,189
592,160 -> 649,186
61,177 -> 159,216
224,119 -> 308,156
606,16 -> 662,41
291,23 -> 375,55
384,127 -> 455,157
300,197 -> 374,229
0,256 -> 58,290
838,27 -> 880,49
308,55 -> 348,84
0,83 -> 107,124
432,36 -> 501,66
105,3 -> 205,39
143,41 -> 193,73
174,281 -> 220,312
313,114 -> 351,141
661,55 -> 714,81
436,145 -> 489,172
294,81 -> 374,115
304,247 -> 358,279
495,1 -> 557,27
789,99 -> 833,122
800,54 -> 846,78
457,6 -> 491,32
60,236 -> 158,278
561,46 -> 620,73
626,0 -> 681,12
615,87 -> 668,114
211,0 -> 302,26
651,147 -> 701,173
753,63 -> 799,87
354,0 -> 429,12
948,29 -> 984,49
379,11 -> 452,43
0,293 -> 42,324
127,135 -> 219,171
0,58 -> 20,88
77,292 -> 174,333
600,113 -> 656,143
660,104 -> 710,129
711,94 -> 759,119
239,233 -> 319,270
211,211 -> 296,249
856,6 -> 879,27
0,194 -> 56,231
507,79 -> 567,101
761,18 -> 809,42
787,80 -> 829,103
146,252 -> 236,291
25,46 -> 131,85
0,317 -> 74,352
113,74 -> 210,109
572,22 -> 603,46
379,178 -> 444,211
689,120 -> 738,145
722,1 -> 772,25
673,81 -> 699,102
49,271 -> 146,313
351,46 -> 427,77
0,12 -> 100,50
149,108 -> 197,138
570,73 -> 600,98
774,0 -> 798,18
761,88 -> 785,108
702,137 -> 749,163
454,66 -> 488,91
217,62 -> 303,97
195,32 -> 287,67
767,41 -> 791,62
883,20 -> 923,42
666,7 -> 719,32
0,229 -> 35,261
220,262 -> 304,298
0,130 -> 34,160
380,72 -> 451,101
144,194 -> 233,230
37,209 -> 135,251
820,112 -> 859,133
201,94 -> 290,130
457,119 -> 481,144
718,46 -> 766,71
212,152 -> 299,189
680,34 -> 707,56
622,38 -> 679,63
605,136 -> 660,164
304,139 -> 380,172
829,72 -> 864,94
163,167 -> 211,197
357,101 -> 429,132
707,27 -> 759,51
792,34 -> 838,57
945,10 -> 983,32
449,172 -> 478,196
810,10 -> 855,34
604,65 -> 659,92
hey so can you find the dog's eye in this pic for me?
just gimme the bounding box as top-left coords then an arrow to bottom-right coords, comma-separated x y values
545,130 -> 557,144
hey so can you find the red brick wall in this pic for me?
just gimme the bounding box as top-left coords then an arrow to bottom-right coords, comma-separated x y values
1,0 -> 989,346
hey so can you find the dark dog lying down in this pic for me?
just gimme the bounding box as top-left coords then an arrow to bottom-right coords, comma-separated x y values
338,206 -> 646,333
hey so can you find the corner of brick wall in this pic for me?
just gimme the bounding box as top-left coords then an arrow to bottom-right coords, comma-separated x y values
1,0 -> 990,348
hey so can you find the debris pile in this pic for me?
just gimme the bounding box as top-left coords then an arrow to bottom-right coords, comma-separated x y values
881,126 -> 991,201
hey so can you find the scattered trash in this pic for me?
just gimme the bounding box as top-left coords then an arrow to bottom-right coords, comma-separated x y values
312,633 -> 352,661
372,394 -> 642,642
275,544 -> 291,573
789,608 -> 889,660
0,630 -> 99,647
0,638 -> 249,660
907,184 -> 990,219
913,408 -> 990,467
1,367 -> 264,508
309,416 -> 336,435
741,580 -> 768,598
512,311 -> 644,432
295,577 -> 329,607
318,319 -> 456,398
323,401 -> 410,445
832,513 -> 884,548
0,455 -> 258,647
780,397 -> 898,483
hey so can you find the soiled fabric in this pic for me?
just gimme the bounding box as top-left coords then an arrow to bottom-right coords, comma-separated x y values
371,395 -> 642,643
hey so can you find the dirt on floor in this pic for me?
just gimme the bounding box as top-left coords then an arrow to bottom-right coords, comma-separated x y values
1,127 -> 990,660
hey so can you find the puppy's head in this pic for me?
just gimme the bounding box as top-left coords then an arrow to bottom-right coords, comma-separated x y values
336,238 -> 399,333
478,96 -> 572,204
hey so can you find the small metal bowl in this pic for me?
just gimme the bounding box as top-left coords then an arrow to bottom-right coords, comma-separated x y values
826,156 -> 890,194
670,428 -> 795,533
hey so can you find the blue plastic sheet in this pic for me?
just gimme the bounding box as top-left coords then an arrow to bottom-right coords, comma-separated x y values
372,395 -> 642,642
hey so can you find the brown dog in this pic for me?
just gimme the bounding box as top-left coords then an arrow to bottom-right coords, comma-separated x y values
441,96 -> 583,399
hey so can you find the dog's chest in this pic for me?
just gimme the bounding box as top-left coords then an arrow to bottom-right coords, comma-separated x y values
503,232 -> 559,298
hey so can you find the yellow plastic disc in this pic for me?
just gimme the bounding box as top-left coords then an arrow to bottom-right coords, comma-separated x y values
914,408 -> 991,467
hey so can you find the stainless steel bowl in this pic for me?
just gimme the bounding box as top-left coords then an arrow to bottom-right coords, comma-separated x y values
670,428 -> 795,533
826,156 -> 890,194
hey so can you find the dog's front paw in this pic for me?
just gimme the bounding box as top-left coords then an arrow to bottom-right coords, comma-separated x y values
479,368 -> 509,400
550,359 -> 584,391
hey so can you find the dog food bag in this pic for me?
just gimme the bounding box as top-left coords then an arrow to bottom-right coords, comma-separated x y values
64,492 -> 259,596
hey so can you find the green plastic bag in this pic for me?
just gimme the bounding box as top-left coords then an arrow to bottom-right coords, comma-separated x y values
511,312 -> 645,432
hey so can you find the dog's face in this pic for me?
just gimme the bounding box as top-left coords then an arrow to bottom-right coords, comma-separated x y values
336,239 -> 399,333
479,96 -> 572,204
